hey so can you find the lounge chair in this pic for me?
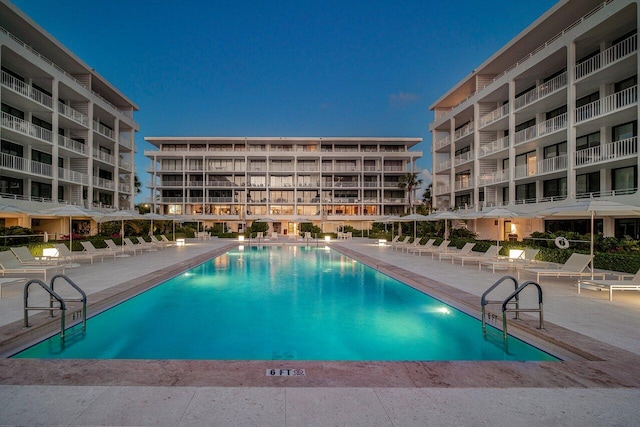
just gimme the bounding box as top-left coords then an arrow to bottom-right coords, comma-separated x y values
150,235 -> 171,248
160,235 -> 175,245
136,237 -> 158,251
438,242 -> 475,263
452,245 -> 500,267
479,248 -> 540,273
53,243 -> 103,264
401,238 -> 424,253
578,269 -> 640,301
10,246 -> 60,266
521,253 -> 606,282
105,239 -> 135,256
270,232 -> 279,240
390,236 -> 410,250
124,238 -> 146,254
0,250 -> 62,281
81,241 -> 117,260
407,239 -> 436,254
427,240 -> 452,259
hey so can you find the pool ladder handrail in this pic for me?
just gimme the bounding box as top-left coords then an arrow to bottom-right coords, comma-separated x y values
23,274 -> 87,340
481,276 -> 545,341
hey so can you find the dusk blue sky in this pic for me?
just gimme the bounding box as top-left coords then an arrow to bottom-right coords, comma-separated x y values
12,0 -> 557,202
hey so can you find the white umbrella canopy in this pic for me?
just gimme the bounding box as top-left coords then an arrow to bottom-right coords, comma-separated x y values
399,213 -> 432,239
143,213 -> 168,235
537,199 -> 640,276
96,210 -> 144,251
476,207 -> 521,246
41,204 -> 100,248
426,211 -> 461,239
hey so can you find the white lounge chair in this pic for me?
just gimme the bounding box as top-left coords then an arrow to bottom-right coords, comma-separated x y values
105,239 -> 135,256
53,243 -> 103,264
0,250 -> 62,281
81,241 -> 117,260
401,238 -> 424,253
136,237 -> 158,251
407,239 -> 436,254
390,236 -> 410,250
452,245 -> 500,267
480,248 -> 541,273
521,253 -> 606,282
124,238 -> 146,254
10,246 -> 60,266
578,269 -> 640,301
150,235 -> 171,248
438,242 -> 475,263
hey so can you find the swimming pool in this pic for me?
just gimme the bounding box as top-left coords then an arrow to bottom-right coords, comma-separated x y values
14,245 -> 556,361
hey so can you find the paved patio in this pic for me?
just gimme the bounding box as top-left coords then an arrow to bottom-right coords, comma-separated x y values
0,238 -> 639,425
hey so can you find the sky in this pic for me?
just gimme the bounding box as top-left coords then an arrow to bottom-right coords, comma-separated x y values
11,0 -> 558,203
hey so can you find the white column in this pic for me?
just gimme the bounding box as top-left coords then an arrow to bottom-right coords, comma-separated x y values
567,41 -> 577,198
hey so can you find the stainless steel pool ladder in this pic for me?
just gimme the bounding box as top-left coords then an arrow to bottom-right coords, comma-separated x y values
23,274 -> 87,340
481,275 -> 544,341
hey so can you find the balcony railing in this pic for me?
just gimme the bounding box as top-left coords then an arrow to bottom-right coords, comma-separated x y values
1,112 -> 54,142
1,152 -> 52,176
514,154 -> 567,179
514,113 -> 567,145
160,181 -> 184,187
478,169 -> 509,185
93,176 -> 115,190
575,136 -> 638,167
1,70 -> 53,108
383,166 -> 405,172
435,184 -> 450,195
479,103 -> 509,127
479,136 -> 509,157
435,135 -> 451,150
454,178 -> 473,191
119,134 -> 132,149
383,182 -> 400,188
57,168 -> 88,185
435,159 -> 452,172
454,121 -> 474,141
58,101 -> 89,126
119,158 -> 132,171
119,183 -> 131,193
57,135 -> 87,155
514,72 -> 567,110
93,120 -> 115,140
454,149 -> 474,166
575,86 -> 637,123
93,149 -> 115,165
576,34 -> 637,80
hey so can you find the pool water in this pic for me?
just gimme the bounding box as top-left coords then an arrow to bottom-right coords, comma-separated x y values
14,246 -> 557,361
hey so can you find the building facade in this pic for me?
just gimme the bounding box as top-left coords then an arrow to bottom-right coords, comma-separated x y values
144,137 -> 422,233
430,0 -> 640,239
0,0 -> 139,215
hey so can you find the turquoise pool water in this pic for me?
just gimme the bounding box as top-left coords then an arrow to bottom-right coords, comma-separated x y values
14,246 -> 557,361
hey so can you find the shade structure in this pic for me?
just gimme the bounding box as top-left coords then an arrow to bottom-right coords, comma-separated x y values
143,213 -> 168,235
398,213 -> 431,239
255,218 -> 276,223
41,204 -> 99,249
377,215 -> 402,235
476,207 -> 521,246
96,210 -> 144,253
537,199 -> 640,277
426,211 -> 461,239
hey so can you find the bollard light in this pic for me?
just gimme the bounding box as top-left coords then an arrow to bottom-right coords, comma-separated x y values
176,238 -> 185,247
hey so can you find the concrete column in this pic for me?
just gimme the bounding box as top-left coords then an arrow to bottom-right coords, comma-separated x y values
567,42 -> 577,198
508,79 -> 516,205
87,102 -> 94,207
51,78 -> 60,201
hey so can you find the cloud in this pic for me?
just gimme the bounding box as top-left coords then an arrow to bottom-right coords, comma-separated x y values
419,168 -> 433,185
389,91 -> 419,108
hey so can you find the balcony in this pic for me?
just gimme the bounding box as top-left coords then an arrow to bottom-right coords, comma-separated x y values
435,183 -> 450,195
159,181 -> 184,187
119,134 -> 132,149
93,176 -> 115,190
575,137 -> 638,167
454,121 -> 474,141
383,166 -> 405,172
514,72 -> 567,110
119,158 -> 132,171
454,149 -> 474,166
1,70 -> 53,109
57,135 -> 87,156
479,136 -> 509,157
575,86 -> 637,124
454,178 -> 474,191
57,168 -> 88,185
206,181 -> 241,187
93,120 -> 115,140
383,182 -> 401,188
119,183 -> 131,193
1,112 -> 54,143
514,154 -> 568,179
93,149 -> 115,165
435,135 -> 451,150
514,113 -> 567,146
435,159 -> 452,172
478,169 -> 509,185
58,101 -> 88,126
479,103 -> 509,128
576,34 -> 637,81
1,152 -> 52,177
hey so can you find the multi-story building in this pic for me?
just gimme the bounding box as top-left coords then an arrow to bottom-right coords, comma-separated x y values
430,0 -> 640,240
144,137 -> 422,234
0,0 -> 139,216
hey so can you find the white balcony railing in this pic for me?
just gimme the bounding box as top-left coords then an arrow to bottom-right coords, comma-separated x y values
575,86 -> 637,123
435,135 -> 451,150
435,184 -> 450,195
514,113 -> 567,145
119,134 -> 132,149
57,168 -> 88,185
58,101 -> 89,126
479,103 -> 509,127
57,135 -> 87,155
1,70 -> 53,108
93,149 -> 115,165
119,158 -> 132,171
119,183 -> 131,193
576,34 -> 637,80
514,72 -> 567,110
478,169 -> 509,185
93,176 -> 115,190
93,120 -> 115,140
454,121 -> 474,141
454,149 -> 474,166
454,178 -> 473,191
435,159 -> 452,172
1,152 -> 52,177
1,112 -> 54,142
383,166 -> 405,172
514,154 -> 567,179
575,136 -> 638,167
479,136 -> 509,157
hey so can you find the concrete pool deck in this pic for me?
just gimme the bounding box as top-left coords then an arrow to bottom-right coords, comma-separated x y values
0,238 -> 639,425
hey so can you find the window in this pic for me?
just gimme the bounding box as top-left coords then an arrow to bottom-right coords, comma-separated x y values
576,171 -> 600,195
32,116 -> 52,131
0,177 -> 23,195
98,169 -> 112,180
576,92 -> 599,108
615,218 -> 640,240
32,149 -> 52,165
1,140 -> 23,157
613,121 -> 637,141
576,132 -> 600,151
545,105 -> 567,121
516,85 -> 535,99
31,182 -> 52,199
614,75 -> 637,93
612,166 -> 637,193
515,151 -> 536,176
502,187 -> 509,204
455,194 -> 471,208
516,183 -> 536,202
543,142 -> 567,159
454,146 -> 471,156
543,178 -> 567,198
516,118 -> 536,132
1,103 -> 24,119
98,193 -> 113,205
161,159 -> 182,171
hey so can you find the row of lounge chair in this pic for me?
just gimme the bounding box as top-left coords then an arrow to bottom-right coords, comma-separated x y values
0,235 -> 175,282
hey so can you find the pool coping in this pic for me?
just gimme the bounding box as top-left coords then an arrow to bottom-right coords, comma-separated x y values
0,242 -> 639,389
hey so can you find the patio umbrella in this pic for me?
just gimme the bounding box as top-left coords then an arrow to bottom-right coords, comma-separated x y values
476,207 -> 521,247
41,204 -> 99,250
398,213 -> 431,239
143,213 -> 167,236
378,215 -> 401,235
538,199 -> 640,277
96,210 -> 144,254
426,211 -> 461,240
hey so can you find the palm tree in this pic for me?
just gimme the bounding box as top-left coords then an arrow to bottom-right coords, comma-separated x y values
398,172 -> 423,214
422,183 -> 433,213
